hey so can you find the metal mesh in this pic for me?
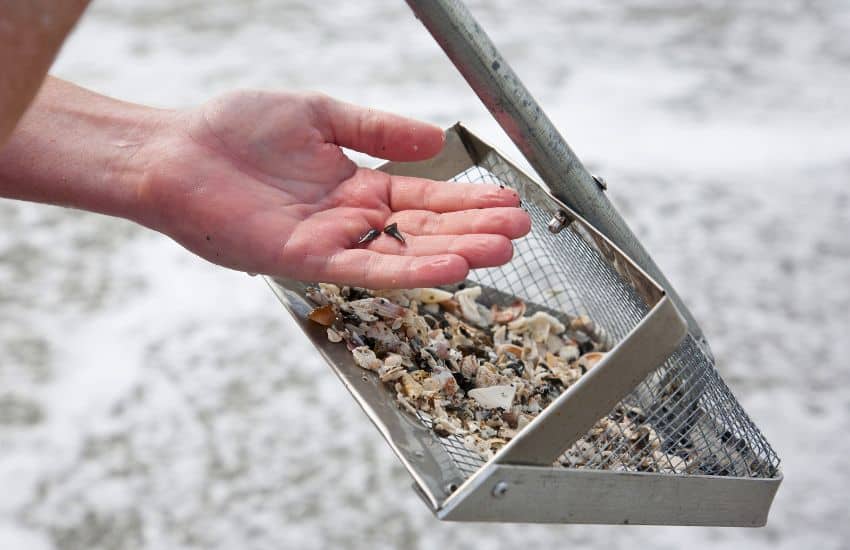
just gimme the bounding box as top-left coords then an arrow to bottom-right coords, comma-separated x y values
422,154 -> 780,480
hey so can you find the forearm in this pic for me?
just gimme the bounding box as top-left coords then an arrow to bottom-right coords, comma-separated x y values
0,77 -> 166,222
0,1 -> 90,145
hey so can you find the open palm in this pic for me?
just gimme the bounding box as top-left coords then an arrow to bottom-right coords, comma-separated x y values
136,90 -> 530,288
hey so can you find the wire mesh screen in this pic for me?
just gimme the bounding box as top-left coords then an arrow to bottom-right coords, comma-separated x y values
425,152 -> 780,480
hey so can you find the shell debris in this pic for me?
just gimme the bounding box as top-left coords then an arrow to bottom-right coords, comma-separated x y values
306,284 -> 689,472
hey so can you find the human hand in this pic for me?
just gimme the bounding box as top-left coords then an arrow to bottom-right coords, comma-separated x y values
134,90 -> 530,288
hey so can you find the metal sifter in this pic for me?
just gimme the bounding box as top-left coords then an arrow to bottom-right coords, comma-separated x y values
266,0 -> 781,526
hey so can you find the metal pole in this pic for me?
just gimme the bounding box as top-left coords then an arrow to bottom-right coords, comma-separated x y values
406,0 -> 706,344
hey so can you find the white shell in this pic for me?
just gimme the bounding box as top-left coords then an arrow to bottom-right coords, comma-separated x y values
409,287 -> 454,304
351,346 -> 381,371
454,286 -> 484,325
468,384 -> 517,410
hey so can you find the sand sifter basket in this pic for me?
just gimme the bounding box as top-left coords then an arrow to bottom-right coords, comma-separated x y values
266,0 -> 781,526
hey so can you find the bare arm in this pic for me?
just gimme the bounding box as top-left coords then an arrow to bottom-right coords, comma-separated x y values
0,79 -> 530,287
0,77 -> 159,220
0,1 -> 90,146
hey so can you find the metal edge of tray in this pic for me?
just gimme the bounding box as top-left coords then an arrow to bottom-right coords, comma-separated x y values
265,277 -> 467,509
436,464 -> 783,526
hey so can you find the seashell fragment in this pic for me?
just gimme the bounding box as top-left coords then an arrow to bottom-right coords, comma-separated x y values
352,346 -> 381,371
408,287 -> 454,304
468,384 -> 517,410
454,286 -> 484,325
578,351 -> 606,372
308,304 -> 336,326
557,343 -> 580,362
495,343 -> 524,358
491,299 -> 526,323
307,283 -> 687,473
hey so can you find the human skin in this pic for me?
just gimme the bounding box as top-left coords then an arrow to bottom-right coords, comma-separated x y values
0,76 -> 530,288
0,1 -> 529,288
0,1 -> 90,145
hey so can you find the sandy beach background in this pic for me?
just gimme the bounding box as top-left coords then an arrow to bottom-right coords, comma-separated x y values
1,1 -> 848,548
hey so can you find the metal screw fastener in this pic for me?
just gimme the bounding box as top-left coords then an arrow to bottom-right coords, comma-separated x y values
492,481 -> 509,498
592,174 -> 608,191
547,210 -> 569,234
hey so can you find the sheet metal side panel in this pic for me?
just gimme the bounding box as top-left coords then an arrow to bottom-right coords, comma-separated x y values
264,278 -> 466,509
440,465 -> 782,526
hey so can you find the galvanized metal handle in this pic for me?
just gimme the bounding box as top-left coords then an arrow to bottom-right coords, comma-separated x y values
406,0 -> 706,345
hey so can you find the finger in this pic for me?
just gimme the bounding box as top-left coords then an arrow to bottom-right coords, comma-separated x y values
320,250 -> 469,289
315,96 -> 445,161
389,175 -> 521,212
388,207 -> 531,238
367,234 -> 514,269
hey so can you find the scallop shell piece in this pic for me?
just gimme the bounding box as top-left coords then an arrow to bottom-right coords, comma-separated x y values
557,343 -> 580,362
318,283 -> 341,300
460,354 -> 478,379
347,297 -> 407,321
306,286 -> 330,306
492,324 -> 508,346
351,346 -> 382,371
433,418 -> 460,437
440,299 -> 462,317
474,362 -> 502,388
399,373 -> 424,399
463,434 -> 491,457
527,311 -> 566,341
454,286 -> 484,325
326,328 -> 343,343
407,287 -> 454,304
468,384 -> 517,410
423,367 -> 457,395
495,343 -> 524,359
379,355 -> 405,381
578,351 -> 606,371
383,353 -> 404,369
491,299 -> 526,323
569,314 -> 595,334
308,304 -> 336,326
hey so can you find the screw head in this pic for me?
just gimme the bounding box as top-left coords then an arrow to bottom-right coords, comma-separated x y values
547,210 -> 569,234
492,481 -> 509,498
592,174 -> 608,190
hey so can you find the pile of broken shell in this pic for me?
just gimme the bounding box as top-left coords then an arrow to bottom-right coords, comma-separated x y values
306,283 -> 695,474
306,283 -> 610,459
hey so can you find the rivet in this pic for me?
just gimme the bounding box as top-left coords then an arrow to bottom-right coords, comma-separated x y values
492,481 -> 509,498
547,210 -> 569,234
592,174 -> 608,190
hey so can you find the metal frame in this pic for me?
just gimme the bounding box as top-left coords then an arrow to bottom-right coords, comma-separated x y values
383,125 -> 686,471
438,465 -> 781,525
262,125 -> 790,526
406,0 -> 705,346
